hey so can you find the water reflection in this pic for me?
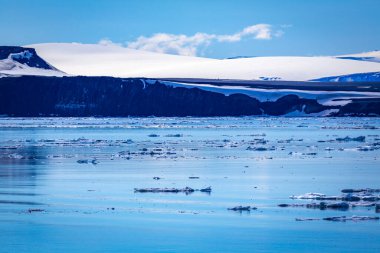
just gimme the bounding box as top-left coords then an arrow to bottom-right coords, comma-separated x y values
0,145 -> 47,185
0,200 -> 43,205
0,144 -> 48,208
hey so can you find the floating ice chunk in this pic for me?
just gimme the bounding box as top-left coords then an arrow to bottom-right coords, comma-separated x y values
295,218 -> 320,221
290,193 -> 326,199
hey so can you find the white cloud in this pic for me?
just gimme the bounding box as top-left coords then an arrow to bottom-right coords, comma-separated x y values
126,24 -> 283,56
127,32 -> 215,56
216,24 -> 273,42
98,38 -> 121,46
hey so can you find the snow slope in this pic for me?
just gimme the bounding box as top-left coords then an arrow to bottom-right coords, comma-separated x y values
28,43 -> 214,78
28,43 -> 380,81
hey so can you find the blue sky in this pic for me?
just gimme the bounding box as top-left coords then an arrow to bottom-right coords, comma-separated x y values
1,0 -> 379,58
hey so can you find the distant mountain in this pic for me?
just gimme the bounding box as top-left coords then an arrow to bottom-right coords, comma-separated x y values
0,46 -> 65,77
336,57 -> 380,63
313,72 -> 380,82
336,51 -> 380,63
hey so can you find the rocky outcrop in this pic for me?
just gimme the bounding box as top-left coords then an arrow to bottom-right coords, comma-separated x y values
261,94 -> 328,115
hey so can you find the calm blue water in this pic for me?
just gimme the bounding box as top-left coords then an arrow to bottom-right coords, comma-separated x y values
0,117 -> 379,253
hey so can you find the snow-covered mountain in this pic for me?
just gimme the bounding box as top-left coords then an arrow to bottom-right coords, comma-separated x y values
0,46 -> 65,77
1,44 -> 379,117
28,43 -> 380,81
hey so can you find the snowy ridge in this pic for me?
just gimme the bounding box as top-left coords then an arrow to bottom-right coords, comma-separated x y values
28,43 -> 380,81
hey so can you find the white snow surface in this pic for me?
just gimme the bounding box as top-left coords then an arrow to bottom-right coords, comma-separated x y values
28,43 -> 380,81
283,108 -> 339,117
28,43 -> 213,78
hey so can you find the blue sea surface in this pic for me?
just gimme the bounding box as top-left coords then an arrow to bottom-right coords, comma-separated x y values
0,117 -> 379,253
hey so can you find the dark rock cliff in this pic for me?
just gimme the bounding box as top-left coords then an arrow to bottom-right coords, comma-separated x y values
0,76 -> 334,117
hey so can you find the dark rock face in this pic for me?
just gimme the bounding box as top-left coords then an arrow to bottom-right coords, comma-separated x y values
261,94 -> 327,115
0,46 -> 56,70
0,75 -> 356,117
336,98 -> 380,116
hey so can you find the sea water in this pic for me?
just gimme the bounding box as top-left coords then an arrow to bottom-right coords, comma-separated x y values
0,117 -> 379,253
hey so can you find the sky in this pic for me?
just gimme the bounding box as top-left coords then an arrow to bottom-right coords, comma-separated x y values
1,0 -> 379,58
